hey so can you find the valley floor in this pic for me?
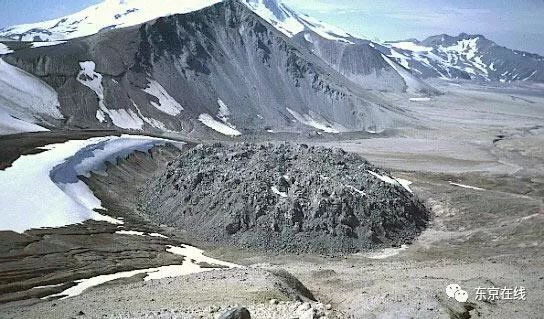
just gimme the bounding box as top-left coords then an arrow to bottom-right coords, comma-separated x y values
0,82 -> 543,318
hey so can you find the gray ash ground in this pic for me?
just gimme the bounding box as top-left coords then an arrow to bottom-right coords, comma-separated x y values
138,143 -> 430,254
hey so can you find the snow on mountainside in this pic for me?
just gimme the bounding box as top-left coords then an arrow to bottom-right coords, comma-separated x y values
0,0 -> 433,96
1,1 -> 541,86
0,0 -> 221,41
1,0 -> 412,136
0,43 -> 13,55
385,33 -> 544,83
0,58 -> 62,134
0,0 -> 354,43
292,31 -> 437,95
241,0 -> 355,41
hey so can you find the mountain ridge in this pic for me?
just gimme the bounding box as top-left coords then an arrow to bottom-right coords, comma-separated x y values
0,0 -> 413,135
0,0 -> 355,43
2,1 -> 541,85
385,33 -> 544,83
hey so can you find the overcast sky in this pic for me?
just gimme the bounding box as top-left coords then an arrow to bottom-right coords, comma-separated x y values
1,0 -> 543,54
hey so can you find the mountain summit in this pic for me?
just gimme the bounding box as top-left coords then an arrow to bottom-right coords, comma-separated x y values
0,0 -> 222,41
385,33 -> 544,83
0,0 -> 354,43
1,1 -> 542,85
0,0 -> 412,135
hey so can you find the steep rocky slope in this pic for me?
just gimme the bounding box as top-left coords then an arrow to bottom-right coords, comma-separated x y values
0,0 -> 354,43
293,31 -> 438,94
1,0 -> 413,136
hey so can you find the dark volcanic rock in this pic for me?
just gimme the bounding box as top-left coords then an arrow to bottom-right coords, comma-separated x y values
219,307 -> 251,319
138,143 -> 430,254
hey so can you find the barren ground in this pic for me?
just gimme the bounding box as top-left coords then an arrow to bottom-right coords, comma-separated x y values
0,82 -> 543,318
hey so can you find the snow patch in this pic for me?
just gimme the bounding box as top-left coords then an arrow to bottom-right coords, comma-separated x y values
0,58 -> 62,132
0,135 -> 178,233
215,99 -> 238,129
217,99 -> 230,122
368,171 -> 413,193
363,245 -> 408,259
47,268 -> 151,300
144,80 -> 184,116
395,178 -> 413,193
46,244 -> 239,299
286,108 -> 341,133
106,108 -> 144,130
166,245 -> 239,268
347,185 -> 366,197
449,182 -> 486,191
131,101 -> 169,131
303,33 -> 314,44
116,230 -> 146,236
149,233 -> 169,238
116,230 -> 169,238
198,114 -> 241,136
523,71 -> 537,81
0,43 -> 13,55
409,97 -> 431,102
381,54 -> 426,94
271,186 -> 288,198
77,61 -> 109,122
0,108 -> 49,135
389,49 -> 411,69
367,170 -> 398,185
31,41 -> 66,48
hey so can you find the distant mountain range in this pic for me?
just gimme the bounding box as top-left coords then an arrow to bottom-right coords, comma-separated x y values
384,33 -> 544,83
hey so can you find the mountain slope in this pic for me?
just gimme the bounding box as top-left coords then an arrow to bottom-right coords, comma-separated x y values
0,58 -> 62,134
1,0 -> 412,136
385,33 -> 544,83
293,31 -> 437,94
241,0 -> 355,41
0,0 -> 353,43
1,0 -> 436,95
0,0 -> 221,41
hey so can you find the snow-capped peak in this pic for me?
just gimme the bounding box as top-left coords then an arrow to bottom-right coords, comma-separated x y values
0,0 -> 222,41
241,0 -> 355,41
385,33 -> 544,83
0,0 -> 355,44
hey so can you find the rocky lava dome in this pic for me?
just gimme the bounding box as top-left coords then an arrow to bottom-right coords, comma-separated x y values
138,143 -> 430,254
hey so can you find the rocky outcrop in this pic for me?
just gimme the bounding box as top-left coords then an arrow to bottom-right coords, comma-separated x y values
138,143 -> 429,254
219,307 -> 252,319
